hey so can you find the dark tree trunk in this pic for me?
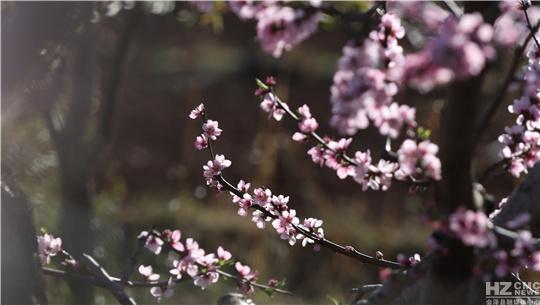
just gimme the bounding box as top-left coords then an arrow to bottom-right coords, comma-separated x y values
1,166 -> 48,305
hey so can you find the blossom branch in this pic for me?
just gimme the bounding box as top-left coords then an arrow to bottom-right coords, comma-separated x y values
260,85 -> 438,188
475,20 -> 540,141
215,269 -> 293,296
215,173 -> 402,269
192,104 -> 403,270
146,230 -> 294,295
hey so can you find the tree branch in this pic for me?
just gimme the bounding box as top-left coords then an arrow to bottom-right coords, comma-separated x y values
119,234 -> 148,287
201,110 -> 403,270
493,163 -> 540,236
81,254 -> 137,305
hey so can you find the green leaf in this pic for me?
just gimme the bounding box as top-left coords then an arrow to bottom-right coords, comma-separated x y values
327,295 -> 342,305
417,127 -> 432,140
263,288 -> 275,298
255,78 -> 269,91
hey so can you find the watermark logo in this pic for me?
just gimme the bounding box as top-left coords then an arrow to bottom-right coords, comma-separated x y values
485,282 -> 540,305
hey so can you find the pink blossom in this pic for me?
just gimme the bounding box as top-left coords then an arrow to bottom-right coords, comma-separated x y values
231,180 -> 253,216
404,13 -> 495,91
237,193 -> 253,217
292,132 -> 308,143
299,117 -> 318,134
307,145 -> 325,166
397,139 -> 442,180
138,231 -> 164,255
353,150 -> 372,185
260,94 -> 285,121
150,278 -> 174,300
373,160 -> 399,191
253,187 -> 272,206
228,0 -> 263,20
217,246 -> 232,261
139,265 -> 160,281
325,138 -> 352,169
170,238 -> 205,279
162,229 -> 185,252
235,262 -> 258,281
272,209 -> 299,245
387,1 -> 448,32
251,210 -> 269,229
335,163 -> 355,179
236,180 -> 251,193
255,5 -> 321,57
296,218 -> 324,249
449,208 -> 494,248
194,134 -> 208,150
270,194 -> 289,214
499,68 -> 540,177
511,230 -> 535,256
202,120 -> 222,140
297,104 -> 312,119
189,103 -> 205,119
493,2 -> 540,47
370,13 -> 405,46
371,103 -> 416,139
330,14 -> 407,136
203,155 -> 232,185
193,254 -> 219,290
37,233 -> 62,265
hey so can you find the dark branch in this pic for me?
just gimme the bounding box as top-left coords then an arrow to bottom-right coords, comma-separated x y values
81,254 -> 137,305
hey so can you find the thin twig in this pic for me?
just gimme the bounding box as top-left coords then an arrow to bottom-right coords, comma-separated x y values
119,234 -> 149,287
524,8 -> 540,49
442,0 -> 463,18
491,224 -> 540,250
81,254 -> 137,305
200,122 -> 403,269
42,267 -> 191,288
511,273 -> 540,296
215,269 -> 294,296
476,159 -> 508,183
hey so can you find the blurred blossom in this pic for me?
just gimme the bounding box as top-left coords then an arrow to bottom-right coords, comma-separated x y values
404,13 -> 495,92
37,233 -> 62,265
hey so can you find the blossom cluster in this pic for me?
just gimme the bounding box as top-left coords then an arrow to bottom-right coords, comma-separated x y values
449,208 -> 495,248
493,1 -> 540,47
446,208 -> 540,279
403,13 -> 495,92
498,47 -> 540,177
330,13 -> 416,138
138,229 -> 263,298
387,1 -> 449,33
37,233 -> 62,265
259,83 -> 441,187
228,1 -> 322,58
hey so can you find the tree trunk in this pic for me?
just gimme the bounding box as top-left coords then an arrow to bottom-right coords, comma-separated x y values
1,166 -> 48,305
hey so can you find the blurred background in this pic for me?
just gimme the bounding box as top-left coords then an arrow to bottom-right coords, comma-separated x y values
1,2 -> 529,304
